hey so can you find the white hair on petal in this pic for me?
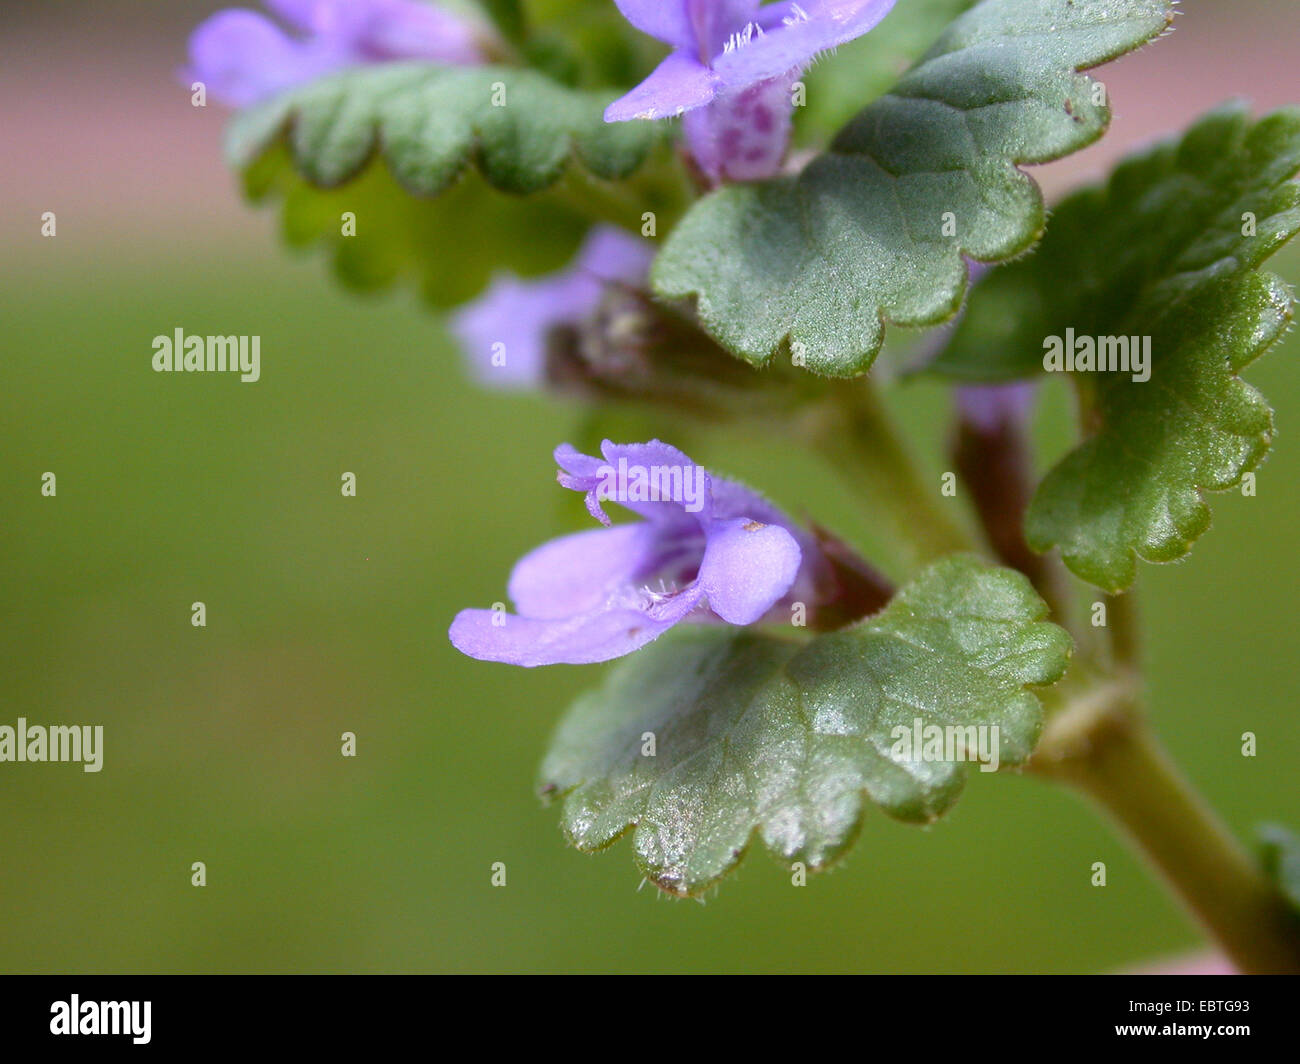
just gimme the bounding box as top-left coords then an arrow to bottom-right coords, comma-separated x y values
723,20 -> 766,54
783,3 -> 811,26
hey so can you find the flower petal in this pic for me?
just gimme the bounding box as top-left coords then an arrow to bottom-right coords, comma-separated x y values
688,0 -> 765,56
709,475 -> 792,527
598,439 -> 713,525
612,1 -> 698,52
190,1 -> 483,109
265,0 -> 319,32
712,0 -> 897,89
573,226 -> 655,287
698,517 -> 802,624
682,75 -> 795,181
555,440 -> 712,526
605,50 -> 720,122
327,0 -> 483,64
711,475 -> 829,605
554,443 -> 608,481
955,381 -> 1037,435
186,10 -> 330,107
555,443 -> 616,524
449,605 -> 679,666
506,524 -> 659,619
449,270 -> 594,389
769,0 -> 897,27
450,227 -> 651,391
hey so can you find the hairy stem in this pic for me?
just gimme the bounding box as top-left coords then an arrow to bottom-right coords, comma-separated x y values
1033,685 -> 1300,974
799,380 -> 978,573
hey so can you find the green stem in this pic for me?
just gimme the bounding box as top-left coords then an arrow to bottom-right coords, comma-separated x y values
1105,590 -> 1142,672
1033,685 -> 1300,974
1035,552 -> 1079,644
805,373 -> 1294,970
552,158 -> 694,238
478,0 -> 527,52
551,171 -> 650,234
800,379 -> 977,573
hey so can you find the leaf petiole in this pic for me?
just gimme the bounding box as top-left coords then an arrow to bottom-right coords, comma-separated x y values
797,378 -> 978,576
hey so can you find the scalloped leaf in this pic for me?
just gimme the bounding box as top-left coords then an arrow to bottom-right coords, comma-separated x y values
1028,273 -> 1291,591
243,141 -> 594,308
796,0 -> 977,143
933,105 -> 1300,380
651,0 -> 1174,377
227,62 -> 661,306
933,106 -> 1300,590
538,556 -> 1071,896
227,62 -> 657,193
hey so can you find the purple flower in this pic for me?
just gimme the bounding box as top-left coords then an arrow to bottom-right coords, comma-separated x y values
450,440 -> 823,666
605,0 -> 898,182
951,380 -> 1040,585
955,381 -> 1037,436
186,0 -> 486,108
450,226 -> 654,389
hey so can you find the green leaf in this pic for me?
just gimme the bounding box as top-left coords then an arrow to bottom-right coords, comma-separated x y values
936,106 -> 1300,590
227,62 -> 661,305
227,62 -> 657,193
1029,274 -> 1291,591
652,0 -> 1174,377
245,142 -> 593,308
538,556 -> 1071,896
1258,824 -> 1300,915
933,105 -> 1300,380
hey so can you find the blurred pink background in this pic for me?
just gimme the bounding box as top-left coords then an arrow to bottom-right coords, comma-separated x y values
3,1 -> 1297,241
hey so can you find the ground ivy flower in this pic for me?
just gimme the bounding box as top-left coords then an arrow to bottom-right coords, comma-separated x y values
951,380 -> 1041,589
449,440 -> 828,666
605,0 -> 897,182
954,380 -> 1036,435
186,0 -> 486,108
449,226 -> 654,389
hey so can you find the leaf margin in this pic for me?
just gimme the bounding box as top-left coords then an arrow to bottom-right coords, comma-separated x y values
538,554 -> 1073,897
651,0 -> 1177,378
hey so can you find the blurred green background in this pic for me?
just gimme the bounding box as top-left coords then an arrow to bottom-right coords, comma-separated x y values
1,0 -> 1297,973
